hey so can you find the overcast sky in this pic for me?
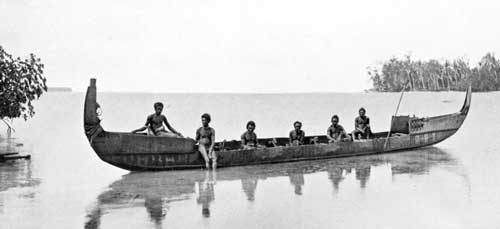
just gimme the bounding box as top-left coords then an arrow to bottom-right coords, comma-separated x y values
1,0 -> 500,92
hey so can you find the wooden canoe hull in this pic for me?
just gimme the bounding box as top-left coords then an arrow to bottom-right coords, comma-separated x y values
91,132 -> 197,156
95,125 -> 463,171
84,79 -> 471,171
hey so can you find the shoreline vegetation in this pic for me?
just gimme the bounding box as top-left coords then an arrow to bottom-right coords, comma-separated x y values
368,53 -> 500,92
1,45 -> 47,139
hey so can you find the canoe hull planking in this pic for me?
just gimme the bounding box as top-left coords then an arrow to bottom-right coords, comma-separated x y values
96,125 -> 462,171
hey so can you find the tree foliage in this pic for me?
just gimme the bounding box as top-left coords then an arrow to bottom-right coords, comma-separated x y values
368,53 -> 500,92
0,46 -> 47,121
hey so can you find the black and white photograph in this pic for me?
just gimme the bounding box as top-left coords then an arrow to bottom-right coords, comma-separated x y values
1,0 -> 499,228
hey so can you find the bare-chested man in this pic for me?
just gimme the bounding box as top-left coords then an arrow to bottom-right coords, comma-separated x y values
352,107 -> 371,140
196,113 -> 216,169
289,121 -> 305,146
132,102 -> 183,137
327,115 -> 350,143
241,121 -> 258,149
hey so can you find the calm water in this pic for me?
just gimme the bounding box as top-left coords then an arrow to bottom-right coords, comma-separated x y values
1,91 -> 499,228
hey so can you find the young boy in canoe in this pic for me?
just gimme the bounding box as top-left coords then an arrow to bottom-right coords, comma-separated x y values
132,102 -> 183,137
327,115 -> 350,143
289,121 -> 305,146
196,113 -> 216,169
352,107 -> 371,140
241,121 -> 258,149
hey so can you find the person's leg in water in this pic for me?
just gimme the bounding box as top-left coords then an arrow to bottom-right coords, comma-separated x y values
199,144 -> 210,169
209,149 -> 217,169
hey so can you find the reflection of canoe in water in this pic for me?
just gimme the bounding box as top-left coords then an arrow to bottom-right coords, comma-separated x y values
84,79 -> 471,171
90,148 -> 463,201
85,148 -> 466,227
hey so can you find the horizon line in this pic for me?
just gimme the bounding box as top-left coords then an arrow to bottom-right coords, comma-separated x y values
57,89 -> 371,94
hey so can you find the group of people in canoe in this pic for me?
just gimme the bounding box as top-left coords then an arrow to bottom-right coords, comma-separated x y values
132,102 -> 372,169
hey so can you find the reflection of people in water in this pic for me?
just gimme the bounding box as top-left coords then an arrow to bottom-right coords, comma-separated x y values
84,148 -> 469,228
241,178 -> 258,201
355,165 -> 371,189
145,197 -> 166,227
197,171 -> 216,217
288,173 -> 305,195
327,167 -> 345,192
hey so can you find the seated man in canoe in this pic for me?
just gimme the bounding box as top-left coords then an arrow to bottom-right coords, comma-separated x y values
196,113 -> 216,169
327,115 -> 350,143
352,107 -> 371,140
241,121 -> 258,149
289,121 -> 305,146
132,102 -> 183,137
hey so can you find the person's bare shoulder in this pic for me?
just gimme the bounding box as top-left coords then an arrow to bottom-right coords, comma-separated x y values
146,114 -> 155,122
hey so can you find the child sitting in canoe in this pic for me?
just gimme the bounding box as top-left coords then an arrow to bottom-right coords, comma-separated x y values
327,115 -> 350,143
132,102 -> 183,137
196,113 -> 216,169
352,107 -> 372,140
241,121 -> 258,149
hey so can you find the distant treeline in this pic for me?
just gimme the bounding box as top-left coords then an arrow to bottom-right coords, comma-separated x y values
47,87 -> 72,92
368,53 -> 500,92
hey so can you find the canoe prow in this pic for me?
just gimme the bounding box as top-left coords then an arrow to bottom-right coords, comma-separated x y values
460,86 -> 472,115
83,79 -> 198,170
84,78 -> 104,142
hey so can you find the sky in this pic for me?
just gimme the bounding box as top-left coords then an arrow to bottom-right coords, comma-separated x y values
1,0 -> 500,93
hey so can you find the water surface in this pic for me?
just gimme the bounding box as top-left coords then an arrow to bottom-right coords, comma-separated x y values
0,91 -> 499,228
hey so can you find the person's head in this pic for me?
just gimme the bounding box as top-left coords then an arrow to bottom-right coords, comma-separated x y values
153,102 -> 164,115
359,107 -> 366,117
246,121 -> 256,132
201,113 -> 211,126
331,115 -> 339,125
294,121 -> 302,131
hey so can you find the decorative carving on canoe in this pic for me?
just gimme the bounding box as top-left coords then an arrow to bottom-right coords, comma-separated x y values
410,118 -> 425,132
85,122 -> 104,144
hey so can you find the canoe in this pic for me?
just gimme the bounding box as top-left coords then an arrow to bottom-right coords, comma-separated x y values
84,79 -> 471,171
